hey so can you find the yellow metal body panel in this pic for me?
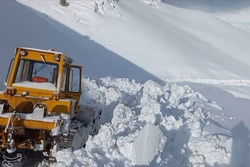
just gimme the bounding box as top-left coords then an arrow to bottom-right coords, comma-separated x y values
14,86 -> 55,98
0,47 -> 83,151
0,117 -> 55,130
0,93 -> 73,115
0,47 -> 82,132
7,48 -> 65,93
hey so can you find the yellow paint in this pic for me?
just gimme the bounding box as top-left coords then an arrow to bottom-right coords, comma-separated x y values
0,47 -> 82,139
0,117 -> 55,130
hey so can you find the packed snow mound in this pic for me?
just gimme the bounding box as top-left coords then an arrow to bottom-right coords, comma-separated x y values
54,77 -> 232,167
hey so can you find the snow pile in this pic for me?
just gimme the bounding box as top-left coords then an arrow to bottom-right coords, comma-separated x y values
55,77 -> 231,167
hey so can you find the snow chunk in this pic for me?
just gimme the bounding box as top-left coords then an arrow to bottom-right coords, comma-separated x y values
188,134 -> 230,166
56,149 -> 76,166
133,124 -> 167,165
111,104 -> 136,128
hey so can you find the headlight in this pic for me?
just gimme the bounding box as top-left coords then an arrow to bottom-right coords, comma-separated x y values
54,54 -> 60,61
19,50 -> 27,56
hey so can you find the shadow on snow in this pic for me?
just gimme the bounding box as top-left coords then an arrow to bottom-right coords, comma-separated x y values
0,0 -> 160,91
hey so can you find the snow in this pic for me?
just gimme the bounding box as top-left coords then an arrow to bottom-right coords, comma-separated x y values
12,81 -> 56,90
51,77 -> 237,166
16,0 -> 250,81
20,47 -> 63,55
133,124 -> 166,165
0,112 -> 60,123
0,0 -> 250,166
32,106 -> 45,119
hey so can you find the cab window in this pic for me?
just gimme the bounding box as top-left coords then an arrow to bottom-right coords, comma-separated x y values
15,59 -> 58,85
61,66 -> 67,91
69,66 -> 81,92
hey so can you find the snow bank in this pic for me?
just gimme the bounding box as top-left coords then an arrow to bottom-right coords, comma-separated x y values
54,77 -> 232,167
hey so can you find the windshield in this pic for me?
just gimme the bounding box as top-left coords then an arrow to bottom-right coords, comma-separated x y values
14,59 -> 58,89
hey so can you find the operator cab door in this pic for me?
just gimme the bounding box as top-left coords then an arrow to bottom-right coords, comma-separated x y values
66,65 -> 82,114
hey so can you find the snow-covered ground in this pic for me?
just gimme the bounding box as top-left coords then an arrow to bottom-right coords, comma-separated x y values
0,0 -> 250,166
51,77 -> 248,167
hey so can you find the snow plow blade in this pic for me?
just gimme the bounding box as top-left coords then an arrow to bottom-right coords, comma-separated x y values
0,113 -> 59,131
0,111 -> 62,152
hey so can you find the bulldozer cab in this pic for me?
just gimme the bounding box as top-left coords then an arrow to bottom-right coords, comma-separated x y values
6,48 -> 82,95
1,47 -> 82,118
0,48 -> 100,155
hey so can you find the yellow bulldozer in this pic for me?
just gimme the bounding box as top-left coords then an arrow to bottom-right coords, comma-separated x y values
0,47 -> 101,156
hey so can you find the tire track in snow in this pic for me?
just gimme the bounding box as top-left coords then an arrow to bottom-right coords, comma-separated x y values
165,79 -> 250,86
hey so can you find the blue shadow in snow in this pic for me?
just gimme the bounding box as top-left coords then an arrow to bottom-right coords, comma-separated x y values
0,0 -> 160,90
230,121 -> 249,167
185,83 -> 250,166
213,121 -> 250,167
